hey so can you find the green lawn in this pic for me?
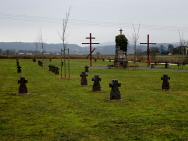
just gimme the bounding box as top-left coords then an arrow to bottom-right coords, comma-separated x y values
0,59 -> 188,141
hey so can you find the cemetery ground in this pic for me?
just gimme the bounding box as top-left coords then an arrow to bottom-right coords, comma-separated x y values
0,59 -> 188,141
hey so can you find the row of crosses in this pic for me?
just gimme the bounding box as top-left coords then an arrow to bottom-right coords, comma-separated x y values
119,29 -> 157,66
16,59 -> 28,94
80,72 -> 170,100
82,30 -> 157,67
80,71 -> 122,100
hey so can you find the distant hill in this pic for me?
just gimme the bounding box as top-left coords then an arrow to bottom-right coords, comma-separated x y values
0,42 -> 173,55
0,42 -> 82,54
0,42 -> 116,55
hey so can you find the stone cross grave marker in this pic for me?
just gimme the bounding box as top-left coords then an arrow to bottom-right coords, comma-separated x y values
18,77 -> 28,94
109,80 -> 121,100
38,61 -> 43,67
85,65 -> 89,73
33,58 -> 36,62
48,65 -> 59,75
92,75 -> 101,92
17,65 -> 22,74
16,60 -> 20,66
80,72 -> 88,86
161,74 -> 170,91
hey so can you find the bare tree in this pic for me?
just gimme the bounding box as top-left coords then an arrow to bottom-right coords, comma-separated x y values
39,31 -> 45,67
35,42 -> 39,56
59,8 -> 71,79
132,24 -> 141,63
178,31 -> 186,56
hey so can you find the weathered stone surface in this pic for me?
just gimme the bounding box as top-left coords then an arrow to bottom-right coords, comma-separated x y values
92,75 -> 101,92
109,80 -> 121,100
18,77 -> 28,94
80,72 -> 88,86
114,30 -> 128,68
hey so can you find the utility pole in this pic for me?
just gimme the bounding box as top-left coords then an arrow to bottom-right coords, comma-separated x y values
82,33 -> 99,67
140,34 -> 156,66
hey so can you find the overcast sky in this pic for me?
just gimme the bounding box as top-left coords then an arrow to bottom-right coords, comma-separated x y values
0,0 -> 188,45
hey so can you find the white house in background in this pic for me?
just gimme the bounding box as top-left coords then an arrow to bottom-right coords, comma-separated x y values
18,52 -> 24,55
26,53 -> 33,56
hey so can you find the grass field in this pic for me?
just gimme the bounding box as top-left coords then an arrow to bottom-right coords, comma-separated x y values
0,59 -> 188,141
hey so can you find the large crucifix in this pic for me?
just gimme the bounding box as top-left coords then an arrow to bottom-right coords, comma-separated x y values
140,34 -> 156,66
82,33 -> 99,67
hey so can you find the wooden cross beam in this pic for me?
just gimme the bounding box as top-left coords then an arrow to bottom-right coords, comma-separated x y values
140,34 -> 156,66
82,33 -> 99,67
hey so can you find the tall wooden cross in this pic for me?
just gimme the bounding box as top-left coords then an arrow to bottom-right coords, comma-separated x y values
82,33 -> 99,67
140,34 -> 156,66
